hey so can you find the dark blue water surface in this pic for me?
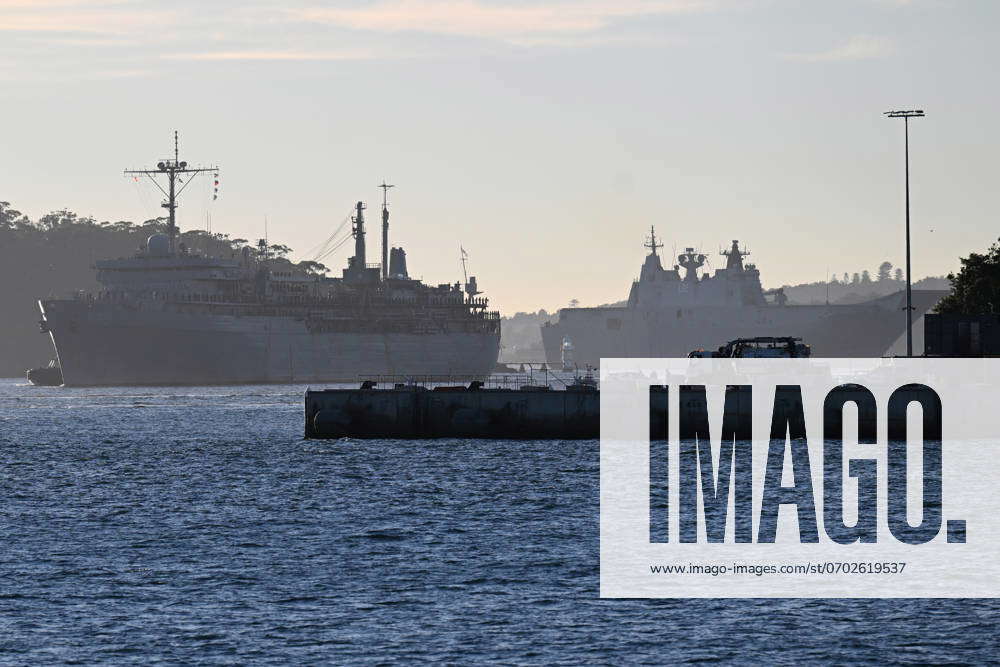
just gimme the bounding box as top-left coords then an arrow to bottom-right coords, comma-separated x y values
1,378 -> 997,664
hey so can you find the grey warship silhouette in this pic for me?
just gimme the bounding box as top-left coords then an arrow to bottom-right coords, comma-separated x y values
541,228 -> 944,363
38,137 -> 500,386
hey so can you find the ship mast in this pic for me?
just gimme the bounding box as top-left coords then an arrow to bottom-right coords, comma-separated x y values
722,239 -> 748,271
644,226 -> 663,256
460,246 -> 480,298
379,180 -> 394,281
124,131 -> 219,254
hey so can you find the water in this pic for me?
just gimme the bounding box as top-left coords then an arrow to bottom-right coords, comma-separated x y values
0,378 -> 996,664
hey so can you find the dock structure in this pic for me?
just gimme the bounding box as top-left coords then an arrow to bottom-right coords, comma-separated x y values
305,378 -> 602,439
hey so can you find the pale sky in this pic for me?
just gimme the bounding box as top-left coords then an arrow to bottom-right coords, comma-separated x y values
1,0 -> 997,313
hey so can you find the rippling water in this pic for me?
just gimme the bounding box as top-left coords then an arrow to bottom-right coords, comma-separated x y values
0,378 -> 996,663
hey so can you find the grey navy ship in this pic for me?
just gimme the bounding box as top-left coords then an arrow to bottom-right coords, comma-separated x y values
38,138 -> 500,386
541,229 -> 945,364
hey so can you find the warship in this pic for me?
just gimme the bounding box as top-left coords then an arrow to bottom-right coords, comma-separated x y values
38,136 -> 500,386
541,229 -> 945,364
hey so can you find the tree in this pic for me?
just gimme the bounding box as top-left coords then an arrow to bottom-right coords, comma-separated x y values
842,272 -> 850,284
569,298 -> 579,307
829,274 -> 839,284
295,260 -> 328,275
935,238 -> 1000,314
894,268 -> 904,281
38,209 -> 87,231
0,201 -> 29,230
861,270 -> 872,283
103,220 -> 136,233
268,243 -> 292,258
851,272 -> 860,285
877,261 -> 893,281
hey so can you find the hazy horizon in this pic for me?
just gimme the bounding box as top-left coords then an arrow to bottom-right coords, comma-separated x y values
2,0 -> 997,313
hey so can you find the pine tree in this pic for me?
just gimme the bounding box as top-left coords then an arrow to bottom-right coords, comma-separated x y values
878,261 -> 893,281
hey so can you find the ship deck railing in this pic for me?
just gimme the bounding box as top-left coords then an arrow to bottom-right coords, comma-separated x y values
67,290 -> 500,317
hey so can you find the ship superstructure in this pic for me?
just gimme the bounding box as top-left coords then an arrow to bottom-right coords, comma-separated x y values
541,228 -> 945,363
38,137 -> 500,386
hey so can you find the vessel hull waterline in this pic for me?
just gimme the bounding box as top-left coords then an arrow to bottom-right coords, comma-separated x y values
41,299 -> 500,386
541,293 -> 944,363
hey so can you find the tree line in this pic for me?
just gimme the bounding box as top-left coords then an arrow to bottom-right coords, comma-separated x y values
830,261 -> 905,286
0,202 -> 327,275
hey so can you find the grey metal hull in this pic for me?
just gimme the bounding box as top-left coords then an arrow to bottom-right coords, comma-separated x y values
41,300 -> 500,386
542,290 -> 947,364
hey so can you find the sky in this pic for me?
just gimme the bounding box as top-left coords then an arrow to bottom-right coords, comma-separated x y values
1,0 -> 997,314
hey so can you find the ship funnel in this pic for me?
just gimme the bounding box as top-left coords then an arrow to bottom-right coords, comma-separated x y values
465,276 -> 480,298
389,247 -> 408,279
351,201 -> 366,269
379,181 -> 394,281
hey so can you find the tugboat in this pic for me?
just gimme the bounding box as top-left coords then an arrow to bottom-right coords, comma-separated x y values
688,336 -> 811,358
26,360 -> 63,386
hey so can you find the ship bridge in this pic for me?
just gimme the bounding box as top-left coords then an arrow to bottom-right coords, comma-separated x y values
627,231 -> 766,308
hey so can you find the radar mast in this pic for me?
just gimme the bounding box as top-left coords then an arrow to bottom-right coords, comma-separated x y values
678,247 -> 706,281
722,239 -> 748,271
124,131 -> 219,254
644,226 -> 663,256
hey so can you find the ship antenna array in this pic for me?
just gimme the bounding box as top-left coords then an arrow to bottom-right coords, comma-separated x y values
124,131 -> 220,254
644,226 -> 663,256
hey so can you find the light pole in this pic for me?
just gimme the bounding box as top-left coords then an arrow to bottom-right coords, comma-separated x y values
884,109 -> 925,357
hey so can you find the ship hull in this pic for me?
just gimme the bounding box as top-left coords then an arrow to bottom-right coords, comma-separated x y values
41,299 -> 500,386
541,291 -> 946,364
